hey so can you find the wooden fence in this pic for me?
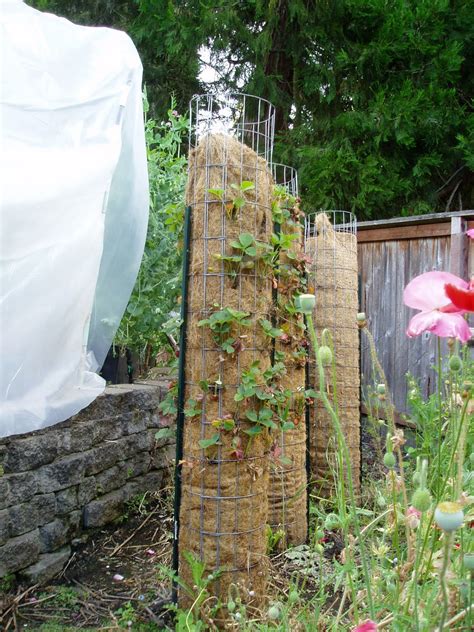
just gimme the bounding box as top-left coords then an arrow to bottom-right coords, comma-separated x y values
357,210 -> 474,416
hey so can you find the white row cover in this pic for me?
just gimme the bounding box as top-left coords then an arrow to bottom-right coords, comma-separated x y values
0,0 -> 149,437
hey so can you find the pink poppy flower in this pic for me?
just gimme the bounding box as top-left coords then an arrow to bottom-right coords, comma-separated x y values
352,620 -> 378,632
467,228 -> 474,239
404,271 -> 471,343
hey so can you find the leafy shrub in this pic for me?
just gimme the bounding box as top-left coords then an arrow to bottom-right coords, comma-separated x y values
114,94 -> 187,367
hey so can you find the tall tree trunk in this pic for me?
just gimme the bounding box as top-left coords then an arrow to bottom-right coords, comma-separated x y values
263,1 -> 294,133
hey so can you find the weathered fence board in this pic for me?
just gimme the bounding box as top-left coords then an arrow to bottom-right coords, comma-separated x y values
358,211 -> 474,414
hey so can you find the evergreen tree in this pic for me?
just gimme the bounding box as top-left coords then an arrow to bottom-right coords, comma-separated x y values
27,0 -> 474,219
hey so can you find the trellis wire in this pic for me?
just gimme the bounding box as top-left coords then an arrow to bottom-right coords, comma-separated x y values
271,162 -> 299,198
304,210 -> 360,494
189,92 -> 275,161
177,94 -> 276,615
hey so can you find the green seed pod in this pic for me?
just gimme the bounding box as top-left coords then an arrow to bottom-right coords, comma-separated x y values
411,488 -> 432,513
296,294 -> 316,314
383,452 -> 396,468
449,355 -> 463,372
288,590 -> 299,605
227,600 -> 236,613
318,345 -> 333,366
356,312 -> 366,323
267,605 -> 281,620
463,554 -> 474,571
377,383 -> 386,395
434,501 -> 464,532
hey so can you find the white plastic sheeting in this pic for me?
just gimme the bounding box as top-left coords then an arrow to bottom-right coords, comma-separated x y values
0,0 -> 149,437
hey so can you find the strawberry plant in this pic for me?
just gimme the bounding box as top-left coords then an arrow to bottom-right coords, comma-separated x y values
198,307 -> 251,354
208,181 -> 255,219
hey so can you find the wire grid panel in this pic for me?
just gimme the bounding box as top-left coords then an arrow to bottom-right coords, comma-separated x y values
178,95 -> 275,615
266,166 -> 307,547
304,211 -> 361,495
190,93 -> 275,163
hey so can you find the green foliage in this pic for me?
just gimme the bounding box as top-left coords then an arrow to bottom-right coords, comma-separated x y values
197,307 -> 252,354
114,95 -> 187,361
114,601 -> 138,628
28,1 -> 474,219
159,552 -> 221,628
276,0 -> 474,217
259,318 -> 283,339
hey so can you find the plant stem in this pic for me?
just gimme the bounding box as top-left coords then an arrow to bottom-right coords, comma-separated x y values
468,571 -> 473,632
419,397 -> 470,582
438,532 -> 453,631
436,337 -> 443,500
455,391 -> 471,499
402,395 -> 470,615
413,514 -> 422,630
390,469 -> 401,564
307,314 -> 375,618
363,328 -> 412,563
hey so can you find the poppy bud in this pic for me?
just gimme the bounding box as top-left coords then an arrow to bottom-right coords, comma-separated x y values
318,345 -> 333,366
383,452 -> 396,468
411,489 -> 432,513
449,355 -> 463,372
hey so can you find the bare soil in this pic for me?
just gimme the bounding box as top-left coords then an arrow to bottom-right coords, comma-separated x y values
1,487 -> 174,631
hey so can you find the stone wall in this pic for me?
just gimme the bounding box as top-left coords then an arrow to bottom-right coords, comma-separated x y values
0,381 -> 175,584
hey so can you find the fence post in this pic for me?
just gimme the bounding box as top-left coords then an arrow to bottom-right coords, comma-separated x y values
449,216 -> 468,279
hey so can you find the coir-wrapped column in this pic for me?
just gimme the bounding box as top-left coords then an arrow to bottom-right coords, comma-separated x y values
304,212 -> 360,496
177,94 -> 275,619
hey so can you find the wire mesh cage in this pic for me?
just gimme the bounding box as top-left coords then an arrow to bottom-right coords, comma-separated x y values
177,94 -> 276,617
267,164 -> 307,548
189,92 -> 275,162
304,211 -> 360,495
271,162 -> 299,198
